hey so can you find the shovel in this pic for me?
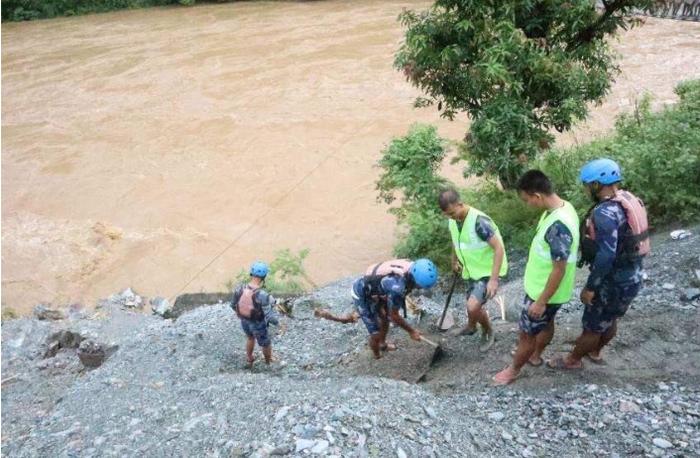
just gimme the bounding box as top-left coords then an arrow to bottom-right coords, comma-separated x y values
437,272 -> 459,331
419,335 -> 444,363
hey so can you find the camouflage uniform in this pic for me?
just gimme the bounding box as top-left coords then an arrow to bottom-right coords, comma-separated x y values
519,220 -> 574,335
352,275 -> 407,335
231,286 -> 278,347
581,201 -> 643,333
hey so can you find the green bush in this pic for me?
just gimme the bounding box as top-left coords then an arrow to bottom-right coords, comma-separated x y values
539,79 -> 700,227
1,0 -> 193,21
375,124 -> 454,271
226,249 -> 312,296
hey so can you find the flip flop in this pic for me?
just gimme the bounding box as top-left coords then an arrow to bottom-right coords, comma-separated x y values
492,366 -> 521,385
380,342 -> 398,352
546,356 -> 583,370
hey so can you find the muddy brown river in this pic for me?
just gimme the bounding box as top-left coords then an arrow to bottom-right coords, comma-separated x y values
2,2 -> 699,313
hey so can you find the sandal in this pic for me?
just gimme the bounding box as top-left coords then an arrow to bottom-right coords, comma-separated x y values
546,356 -> 583,370
380,342 -> 398,352
492,366 -> 521,385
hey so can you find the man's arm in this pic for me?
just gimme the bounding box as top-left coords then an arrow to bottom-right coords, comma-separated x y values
486,235 -> 505,299
388,308 -> 421,341
314,309 -> 359,324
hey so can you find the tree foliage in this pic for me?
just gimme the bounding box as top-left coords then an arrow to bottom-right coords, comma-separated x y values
376,124 -> 454,268
395,0 -> 653,188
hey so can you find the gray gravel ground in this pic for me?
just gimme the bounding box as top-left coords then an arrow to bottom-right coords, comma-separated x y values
2,226 -> 699,457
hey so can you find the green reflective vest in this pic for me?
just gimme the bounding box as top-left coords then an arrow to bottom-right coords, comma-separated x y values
448,207 -> 508,281
524,201 -> 580,304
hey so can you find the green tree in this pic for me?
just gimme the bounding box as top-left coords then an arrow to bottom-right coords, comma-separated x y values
395,0 -> 653,188
376,124 -> 454,268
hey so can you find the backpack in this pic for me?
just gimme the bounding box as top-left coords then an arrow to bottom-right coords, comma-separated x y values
579,190 -> 650,267
234,284 -> 265,321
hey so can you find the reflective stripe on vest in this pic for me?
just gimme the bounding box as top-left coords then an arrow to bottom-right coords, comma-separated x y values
448,208 -> 508,280
524,201 -> 580,304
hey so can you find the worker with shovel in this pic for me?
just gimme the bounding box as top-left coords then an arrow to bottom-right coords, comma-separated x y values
493,171 -> 580,385
316,258 -> 438,359
438,189 -> 508,351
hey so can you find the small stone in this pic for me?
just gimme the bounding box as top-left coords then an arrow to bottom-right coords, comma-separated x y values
311,440 -> 329,454
653,438 -> 673,449
270,445 -> 292,456
662,283 -> 675,291
488,412 -> 505,422
423,406 -> 437,419
619,400 -> 640,413
295,439 -> 315,452
397,447 -> 408,458
501,432 -> 513,441
586,384 -> 598,392
274,406 -> 290,422
33,304 -> 65,320
681,288 -> 700,301
658,382 -> 670,391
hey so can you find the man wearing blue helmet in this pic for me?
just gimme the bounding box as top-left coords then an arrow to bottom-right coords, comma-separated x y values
317,258 -> 438,359
548,158 -> 649,370
231,261 -> 279,367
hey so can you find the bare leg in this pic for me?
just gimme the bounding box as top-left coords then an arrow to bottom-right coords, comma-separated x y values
369,334 -> 382,359
245,336 -> 255,364
530,320 -> 555,363
262,345 -> 272,364
512,332 -> 537,372
568,330 -> 602,364
468,297 -> 491,335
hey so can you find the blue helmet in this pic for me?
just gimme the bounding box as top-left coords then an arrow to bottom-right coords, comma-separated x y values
249,261 -> 269,278
580,158 -> 622,185
411,258 -> 438,289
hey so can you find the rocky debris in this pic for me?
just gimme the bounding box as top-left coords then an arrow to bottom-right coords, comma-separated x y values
33,304 -> 66,321
103,287 -> 144,309
77,339 -> 118,368
171,292 -> 231,318
2,225 -> 700,457
670,229 -> 692,240
150,296 -> 173,318
681,288 -> 700,302
43,330 -> 84,358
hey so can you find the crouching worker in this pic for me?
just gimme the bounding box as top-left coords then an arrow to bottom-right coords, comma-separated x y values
231,261 -> 279,367
350,258 -> 438,359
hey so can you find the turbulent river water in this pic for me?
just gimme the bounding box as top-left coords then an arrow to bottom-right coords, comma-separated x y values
2,1 -> 699,313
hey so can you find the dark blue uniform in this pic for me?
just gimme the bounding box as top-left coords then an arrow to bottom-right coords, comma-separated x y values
582,201 -> 643,333
352,275 -> 407,335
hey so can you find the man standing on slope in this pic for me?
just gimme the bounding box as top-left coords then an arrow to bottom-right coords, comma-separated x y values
548,158 -> 648,369
493,170 -> 580,385
438,188 -> 508,352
